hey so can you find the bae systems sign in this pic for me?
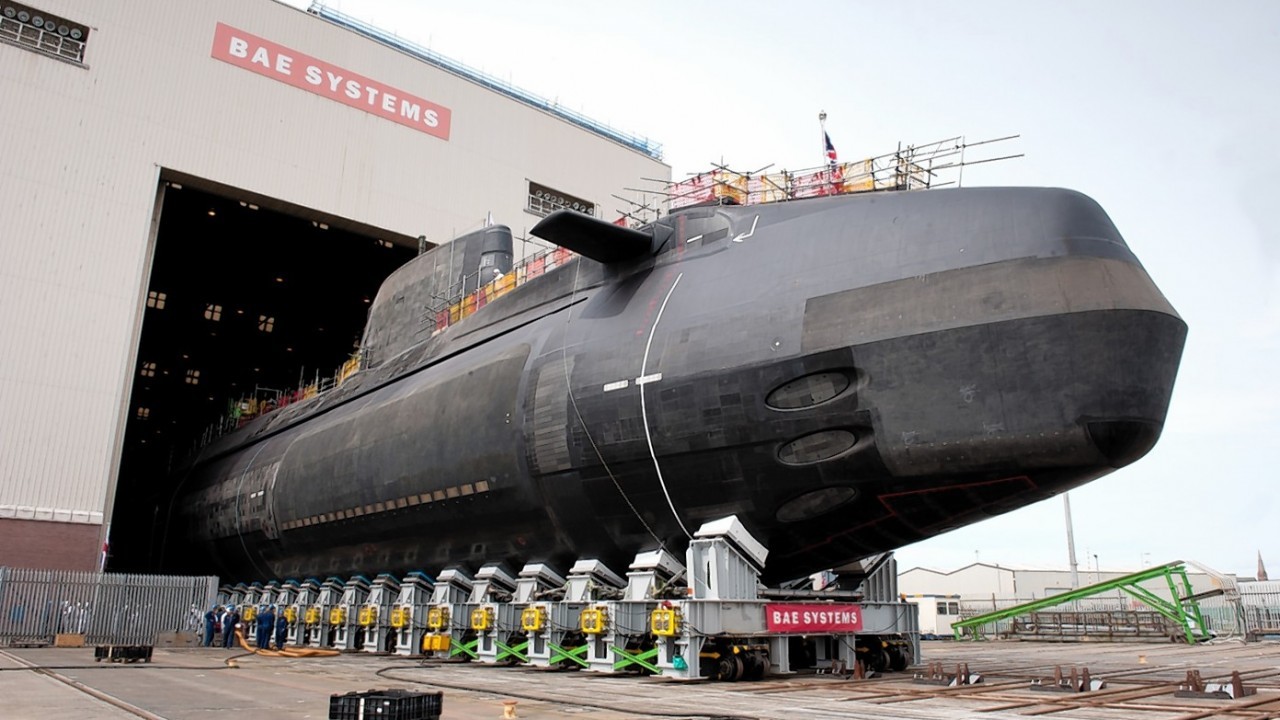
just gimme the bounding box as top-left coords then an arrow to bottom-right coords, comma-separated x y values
211,23 -> 452,140
765,603 -> 863,633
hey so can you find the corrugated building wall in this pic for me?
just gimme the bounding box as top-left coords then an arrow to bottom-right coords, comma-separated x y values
899,563 -> 1231,604
0,0 -> 669,570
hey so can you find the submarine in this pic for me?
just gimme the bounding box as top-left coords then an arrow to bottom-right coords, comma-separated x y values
175,186 -> 1186,584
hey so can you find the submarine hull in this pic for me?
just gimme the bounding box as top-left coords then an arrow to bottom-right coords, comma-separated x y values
177,187 -> 1185,584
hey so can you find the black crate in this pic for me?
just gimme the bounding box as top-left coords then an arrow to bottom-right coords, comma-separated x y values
93,645 -> 153,663
329,689 -> 442,720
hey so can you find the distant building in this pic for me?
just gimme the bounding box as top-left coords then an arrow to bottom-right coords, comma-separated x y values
898,562 -> 1234,606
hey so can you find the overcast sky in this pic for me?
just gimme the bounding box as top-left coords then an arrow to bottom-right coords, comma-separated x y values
283,1 -> 1279,578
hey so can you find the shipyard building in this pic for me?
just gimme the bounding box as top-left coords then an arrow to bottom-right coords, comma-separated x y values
0,0 -> 669,571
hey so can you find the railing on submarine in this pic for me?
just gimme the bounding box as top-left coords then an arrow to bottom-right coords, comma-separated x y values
192,241 -> 577,451
193,134 -> 1023,451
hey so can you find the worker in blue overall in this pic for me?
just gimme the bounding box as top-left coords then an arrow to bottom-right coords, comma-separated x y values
274,609 -> 289,650
223,606 -> 240,649
202,606 -> 218,647
256,605 -> 275,649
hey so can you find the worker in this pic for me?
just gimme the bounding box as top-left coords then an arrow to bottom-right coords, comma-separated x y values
202,605 -> 218,647
222,606 -> 240,649
274,608 -> 289,650
256,605 -> 275,649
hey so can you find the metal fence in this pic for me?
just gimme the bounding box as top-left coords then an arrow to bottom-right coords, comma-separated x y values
1201,584 -> 1280,640
0,567 -> 218,646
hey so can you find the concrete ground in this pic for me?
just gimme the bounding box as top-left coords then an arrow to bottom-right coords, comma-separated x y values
3,639 -> 1280,719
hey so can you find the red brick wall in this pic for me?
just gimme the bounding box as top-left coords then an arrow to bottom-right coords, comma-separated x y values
0,518 -> 100,571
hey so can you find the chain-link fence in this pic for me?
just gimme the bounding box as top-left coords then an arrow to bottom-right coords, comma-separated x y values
0,567 -> 217,646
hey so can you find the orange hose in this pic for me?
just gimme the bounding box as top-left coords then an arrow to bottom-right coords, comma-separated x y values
233,627 -> 340,658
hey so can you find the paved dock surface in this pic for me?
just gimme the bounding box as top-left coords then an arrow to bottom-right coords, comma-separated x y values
3,640 -> 1280,719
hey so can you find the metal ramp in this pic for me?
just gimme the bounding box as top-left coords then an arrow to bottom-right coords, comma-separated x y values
952,561 -> 1213,644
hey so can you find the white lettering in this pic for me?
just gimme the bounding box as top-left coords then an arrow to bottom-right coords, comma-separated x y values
326,71 -> 343,92
305,65 -> 322,85
229,36 -> 249,58
275,54 -> 292,75
771,610 -> 781,624
251,46 -> 270,68
424,109 -> 439,127
365,86 -> 380,105
381,92 -> 396,113
400,99 -> 421,121
344,79 -> 361,99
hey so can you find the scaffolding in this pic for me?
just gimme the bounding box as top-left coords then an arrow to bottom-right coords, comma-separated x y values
663,135 -> 1021,211
951,562 -> 1213,644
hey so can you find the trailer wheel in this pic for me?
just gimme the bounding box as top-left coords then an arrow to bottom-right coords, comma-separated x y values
889,645 -> 909,672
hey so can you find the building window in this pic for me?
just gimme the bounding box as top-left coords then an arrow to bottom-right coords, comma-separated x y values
185,369 -> 200,385
136,407 -> 150,419
139,361 -> 156,378
0,3 -> 91,65
527,181 -> 595,218
204,304 -> 222,321
146,291 -> 166,309
936,602 -> 949,616
949,602 -> 960,615
257,315 -> 274,333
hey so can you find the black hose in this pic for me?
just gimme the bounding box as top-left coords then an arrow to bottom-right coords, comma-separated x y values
372,664 -> 760,720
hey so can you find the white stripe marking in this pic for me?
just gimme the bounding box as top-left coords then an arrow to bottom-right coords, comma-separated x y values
639,273 -> 692,539
635,373 -> 662,385
602,380 -> 629,392
731,215 -> 759,243
685,234 -> 703,244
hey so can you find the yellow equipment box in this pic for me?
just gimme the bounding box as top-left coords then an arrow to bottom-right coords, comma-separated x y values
580,606 -> 608,635
470,606 -> 493,631
521,605 -> 545,632
426,606 -> 449,630
651,607 -> 681,636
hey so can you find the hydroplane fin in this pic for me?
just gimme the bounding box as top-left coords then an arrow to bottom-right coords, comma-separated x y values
531,210 -> 652,264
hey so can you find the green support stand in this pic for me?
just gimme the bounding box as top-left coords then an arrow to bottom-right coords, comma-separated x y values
495,639 -> 529,663
450,637 -> 479,659
952,561 -> 1210,644
549,642 -> 589,668
611,646 -> 662,674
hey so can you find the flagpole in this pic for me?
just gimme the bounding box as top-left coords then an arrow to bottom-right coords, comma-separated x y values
818,110 -> 827,167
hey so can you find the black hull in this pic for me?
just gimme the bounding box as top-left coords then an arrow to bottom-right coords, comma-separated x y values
175,188 -> 1186,584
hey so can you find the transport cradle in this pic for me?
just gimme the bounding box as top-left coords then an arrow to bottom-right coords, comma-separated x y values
226,515 -> 919,679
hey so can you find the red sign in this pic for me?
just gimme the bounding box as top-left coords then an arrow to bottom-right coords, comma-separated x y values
765,603 -> 863,633
211,23 -> 451,140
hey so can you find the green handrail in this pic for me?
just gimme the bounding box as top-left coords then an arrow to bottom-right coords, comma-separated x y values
951,561 -> 1209,643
